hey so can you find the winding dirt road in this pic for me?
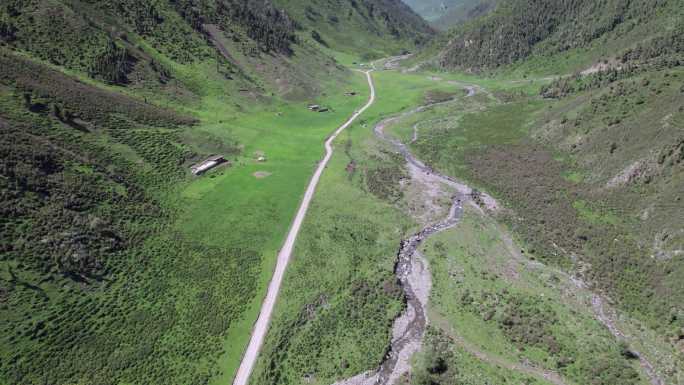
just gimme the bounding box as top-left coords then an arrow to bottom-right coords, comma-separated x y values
231,70 -> 376,385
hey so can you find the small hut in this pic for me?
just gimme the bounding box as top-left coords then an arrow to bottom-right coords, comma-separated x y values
190,155 -> 226,175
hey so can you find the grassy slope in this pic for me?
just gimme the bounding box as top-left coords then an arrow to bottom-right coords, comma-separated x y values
274,0 -> 434,59
2,2 -> 681,385
0,1 -> 433,384
409,0 -> 682,76
419,206 -> 647,385
395,0 -> 684,370
189,69 -> 373,385
0,44 -> 371,385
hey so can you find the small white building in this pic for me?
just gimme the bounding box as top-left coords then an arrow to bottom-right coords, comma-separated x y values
190,155 -> 226,175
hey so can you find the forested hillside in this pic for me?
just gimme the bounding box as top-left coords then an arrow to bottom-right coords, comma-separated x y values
0,0 -> 430,92
434,0 -> 682,72
275,0 -> 433,58
0,1 -> 430,384
1,0 -> 297,81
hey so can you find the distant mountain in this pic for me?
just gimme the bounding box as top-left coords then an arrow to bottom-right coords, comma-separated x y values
401,0 -> 494,29
431,0 -> 496,30
402,0 -> 458,21
276,0 -> 434,58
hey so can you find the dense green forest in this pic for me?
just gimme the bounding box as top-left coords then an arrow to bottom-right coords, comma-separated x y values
434,0 -> 682,71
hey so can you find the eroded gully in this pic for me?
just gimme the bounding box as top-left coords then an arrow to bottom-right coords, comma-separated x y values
333,86 -> 497,385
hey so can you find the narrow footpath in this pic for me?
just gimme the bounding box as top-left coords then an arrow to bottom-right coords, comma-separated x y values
231,70 -> 376,385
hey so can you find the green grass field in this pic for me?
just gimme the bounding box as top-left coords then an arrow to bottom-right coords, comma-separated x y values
173,70 -> 375,384
0,45 -> 374,384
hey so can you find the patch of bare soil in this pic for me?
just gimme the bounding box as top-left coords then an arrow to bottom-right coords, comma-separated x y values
403,163 -> 452,225
253,171 -> 271,179
605,158 -> 658,188
580,59 -> 622,75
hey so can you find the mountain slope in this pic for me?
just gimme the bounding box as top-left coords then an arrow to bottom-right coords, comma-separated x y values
0,1 -> 431,385
395,0 -> 684,378
435,0 -> 682,72
275,0 -> 434,58
402,0 -> 495,29
402,0 -> 461,21
431,0 -> 496,30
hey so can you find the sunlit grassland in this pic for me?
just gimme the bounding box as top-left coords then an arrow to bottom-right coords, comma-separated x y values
378,70 -> 554,158
412,326 -> 555,385
247,119 -> 410,384
363,70 -> 464,122
152,68 -> 374,383
426,71 -> 552,95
